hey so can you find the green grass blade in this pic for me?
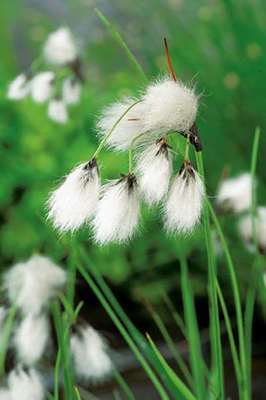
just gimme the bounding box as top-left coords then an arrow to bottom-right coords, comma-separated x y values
179,255 -> 206,400
0,305 -> 16,377
146,334 -> 196,400
147,302 -> 193,388
79,248 -> 182,399
95,8 -> 147,82
77,262 -> 170,400
196,151 -> 224,400
216,282 -> 242,392
113,367 -> 135,400
161,293 -> 187,338
54,348 -> 62,400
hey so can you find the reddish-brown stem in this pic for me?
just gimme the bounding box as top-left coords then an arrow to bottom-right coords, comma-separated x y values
163,37 -> 177,82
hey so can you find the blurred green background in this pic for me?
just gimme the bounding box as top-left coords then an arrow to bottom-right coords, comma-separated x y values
0,0 -> 266,305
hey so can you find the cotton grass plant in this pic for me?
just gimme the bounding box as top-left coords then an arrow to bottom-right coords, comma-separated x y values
1,8 -> 265,400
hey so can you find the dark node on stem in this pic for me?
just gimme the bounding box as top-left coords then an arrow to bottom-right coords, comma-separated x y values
118,173 -> 137,192
84,157 -> 98,173
179,123 -> 203,152
155,137 -> 171,157
163,38 -> 177,82
69,57 -> 85,83
258,244 -> 265,255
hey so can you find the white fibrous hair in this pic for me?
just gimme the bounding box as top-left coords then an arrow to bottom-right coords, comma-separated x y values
7,74 -> 31,100
13,314 -> 49,365
7,368 -> 44,400
48,98 -> 68,124
238,206 -> 266,252
31,72 -> 55,103
43,27 -> 77,66
142,77 -> 198,133
97,98 -> 146,150
62,77 -> 81,105
4,255 -> 66,315
164,162 -> 204,233
0,388 -> 10,400
136,139 -> 172,205
0,307 -> 7,348
92,174 -> 140,244
47,159 -> 100,232
216,173 -> 252,213
71,325 -> 112,381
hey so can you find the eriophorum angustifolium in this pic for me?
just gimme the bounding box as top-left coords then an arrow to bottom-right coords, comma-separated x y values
0,254 -> 114,397
47,42 -> 205,244
7,27 -> 84,124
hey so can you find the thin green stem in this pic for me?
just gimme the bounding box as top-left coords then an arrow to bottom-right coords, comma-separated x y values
179,255 -> 205,400
95,8 -> 147,82
161,293 -> 187,338
250,127 -> 260,250
206,200 -> 248,400
0,305 -> 16,377
54,348 -> 62,400
146,334 -> 197,400
92,100 -> 141,160
77,262 -> 170,400
195,152 -> 224,400
128,148 -> 133,173
113,368 -> 135,400
216,281 -> 242,394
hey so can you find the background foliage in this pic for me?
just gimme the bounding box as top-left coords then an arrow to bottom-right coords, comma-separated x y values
0,0 -> 266,305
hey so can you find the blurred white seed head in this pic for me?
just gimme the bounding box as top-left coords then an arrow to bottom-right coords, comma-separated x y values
216,173 -> 252,213
92,174 -> 140,244
164,161 -> 204,233
48,98 -> 68,124
136,139 -> 172,205
31,71 -> 55,103
48,158 -> 100,232
13,314 -> 49,365
8,368 -> 44,400
4,255 -> 66,315
97,97 -> 146,150
43,27 -> 77,66
71,325 -> 112,381
238,206 -> 266,253
7,74 -> 31,100
62,77 -> 81,105
0,306 -> 7,348
142,77 -> 198,133
0,388 -> 11,400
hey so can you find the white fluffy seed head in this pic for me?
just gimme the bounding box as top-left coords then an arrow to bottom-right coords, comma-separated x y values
92,174 -> 140,244
0,388 -> 11,400
43,27 -> 77,66
164,162 -> 204,233
31,71 -> 55,103
8,368 -> 44,400
13,314 -> 49,365
4,255 -> 66,315
0,306 -> 7,348
142,77 -> 198,133
47,158 -> 100,232
97,97 -> 146,150
7,74 -> 31,100
238,206 -> 266,252
71,325 -> 112,381
62,77 -> 81,105
48,98 -> 68,124
136,139 -> 172,205
216,173 -> 252,213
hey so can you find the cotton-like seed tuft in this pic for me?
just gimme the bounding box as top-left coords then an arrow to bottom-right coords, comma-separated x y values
0,389 -> 11,400
48,158 -> 100,232
13,314 -> 49,365
164,161 -> 204,233
0,307 -> 7,348
97,97 -> 146,150
238,206 -> 266,253
136,139 -> 172,205
43,27 -> 77,66
48,98 -> 68,124
31,71 -> 55,103
62,77 -> 81,105
7,368 -> 44,400
92,174 -> 140,244
7,74 -> 31,100
4,255 -> 66,315
71,325 -> 112,381
216,173 -> 252,213
142,77 -> 198,133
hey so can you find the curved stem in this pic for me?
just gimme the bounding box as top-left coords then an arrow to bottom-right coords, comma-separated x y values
92,100 -> 142,160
